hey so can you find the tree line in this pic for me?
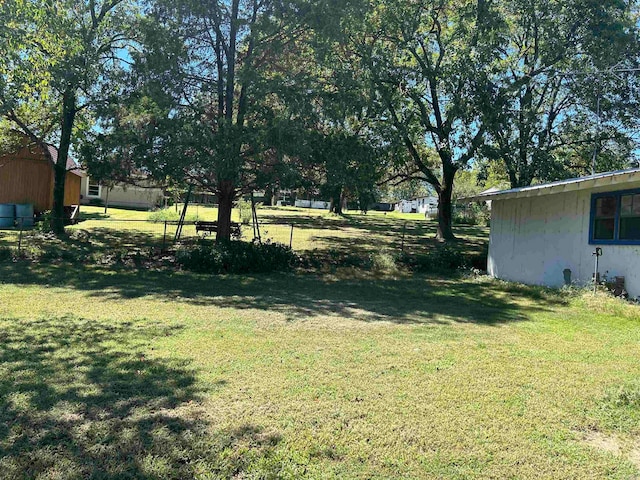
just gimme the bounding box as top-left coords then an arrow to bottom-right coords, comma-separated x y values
1,0 -> 638,240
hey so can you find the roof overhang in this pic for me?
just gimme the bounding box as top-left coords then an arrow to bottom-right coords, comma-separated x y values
462,169 -> 640,202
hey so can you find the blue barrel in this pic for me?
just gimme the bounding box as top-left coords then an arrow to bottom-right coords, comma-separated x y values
0,204 -> 15,228
15,204 -> 34,228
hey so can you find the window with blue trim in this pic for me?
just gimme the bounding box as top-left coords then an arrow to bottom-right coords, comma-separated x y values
590,189 -> 640,244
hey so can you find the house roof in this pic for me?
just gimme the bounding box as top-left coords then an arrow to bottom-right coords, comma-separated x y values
462,168 -> 640,202
46,144 -> 86,177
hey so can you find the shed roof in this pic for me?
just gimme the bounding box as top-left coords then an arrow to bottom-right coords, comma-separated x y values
462,168 -> 640,202
46,145 -> 86,177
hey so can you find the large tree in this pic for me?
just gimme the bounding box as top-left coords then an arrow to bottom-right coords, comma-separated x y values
0,0 -> 138,234
345,0 -> 504,240
480,0 -> 640,188
85,0 -> 325,241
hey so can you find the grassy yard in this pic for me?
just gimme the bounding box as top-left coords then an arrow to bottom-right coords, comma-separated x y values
79,205 -> 488,255
0,260 -> 639,478
0,205 -> 488,258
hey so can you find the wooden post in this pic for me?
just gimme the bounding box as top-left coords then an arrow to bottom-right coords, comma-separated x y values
289,223 -> 294,249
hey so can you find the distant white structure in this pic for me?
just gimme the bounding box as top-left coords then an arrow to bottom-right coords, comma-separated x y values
294,199 -> 331,209
81,176 -> 164,210
396,196 -> 438,215
466,169 -> 640,298
476,186 -> 501,210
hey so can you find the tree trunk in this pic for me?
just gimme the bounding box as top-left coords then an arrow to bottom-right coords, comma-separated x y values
216,180 -> 236,242
436,166 -> 456,241
330,186 -> 343,214
51,90 -> 77,235
51,163 -> 67,235
104,187 -> 110,214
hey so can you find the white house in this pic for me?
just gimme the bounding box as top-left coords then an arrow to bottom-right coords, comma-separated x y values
396,196 -> 438,215
294,199 -> 331,209
466,169 -> 640,299
80,176 -> 164,210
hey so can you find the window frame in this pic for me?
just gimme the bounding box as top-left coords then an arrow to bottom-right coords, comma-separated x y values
589,188 -> 640,245
86,178 -> 102,198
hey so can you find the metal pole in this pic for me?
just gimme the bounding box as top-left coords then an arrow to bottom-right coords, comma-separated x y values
593,247 -> 602,294
594,253 -> 599,294
162,220 -> 167,251
174,184 -> 193,243
18,217 -> 23,254
289,223 -> 294,249
591,92 -> 601,175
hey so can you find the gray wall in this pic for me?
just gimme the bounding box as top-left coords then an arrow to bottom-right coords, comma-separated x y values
489,183 -> 640,299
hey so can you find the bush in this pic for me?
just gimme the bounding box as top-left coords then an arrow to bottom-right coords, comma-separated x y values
370,251 -> 400,274
399,244 -> 488,273
35,211 -> 53,232
453,203 -> 490,226
176,240 -> 298,274
300,249 -> 369,271
148,208 -> 198,223
236,199 -> 252,225
0,246 -> 12,262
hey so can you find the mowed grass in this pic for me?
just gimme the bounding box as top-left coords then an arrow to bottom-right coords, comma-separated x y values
65,205 -> 487,255
0,261 -> 639,478
1,205 -> 486,257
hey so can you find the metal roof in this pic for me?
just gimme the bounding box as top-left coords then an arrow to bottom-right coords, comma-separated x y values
462,168 -> 640,202
46,144 -> 86,177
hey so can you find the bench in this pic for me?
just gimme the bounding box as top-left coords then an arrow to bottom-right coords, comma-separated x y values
195,221 -> 242,239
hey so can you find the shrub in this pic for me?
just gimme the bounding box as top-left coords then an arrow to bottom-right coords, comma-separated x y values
453,203 -> 490,226
176,240 -> 298,274
300,249 -> 369,271
35,211 -> 53,232
148,208 -> 198,223
399,244 -> 488,273
236,199 -> 252,225
370,251 -> 400,274
0,246 -> 12,262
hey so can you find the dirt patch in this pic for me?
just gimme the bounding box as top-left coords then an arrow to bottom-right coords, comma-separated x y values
583,430 -> 640,470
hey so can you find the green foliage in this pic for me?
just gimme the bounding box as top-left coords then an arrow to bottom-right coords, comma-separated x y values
0,246 -> 13,262
236,199 -> 253,225
370,250 -> 400,274
400,245 -> 488,273
478,0 -> 640,187
1,0 -> 141,233
453,204 -> 490,227
176,240 -> 298,274
606,383 -> 640,409
148,208 -> 198,223
35,211 -> 53,232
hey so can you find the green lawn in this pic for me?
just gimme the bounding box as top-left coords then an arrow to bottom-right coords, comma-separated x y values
0,260 -> 639,478
0,205 -> 487,257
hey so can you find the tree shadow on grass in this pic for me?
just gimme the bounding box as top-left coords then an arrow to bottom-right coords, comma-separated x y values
0,316 -> 283,479
256,214 -> 488,256
0,262 -> 565,326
